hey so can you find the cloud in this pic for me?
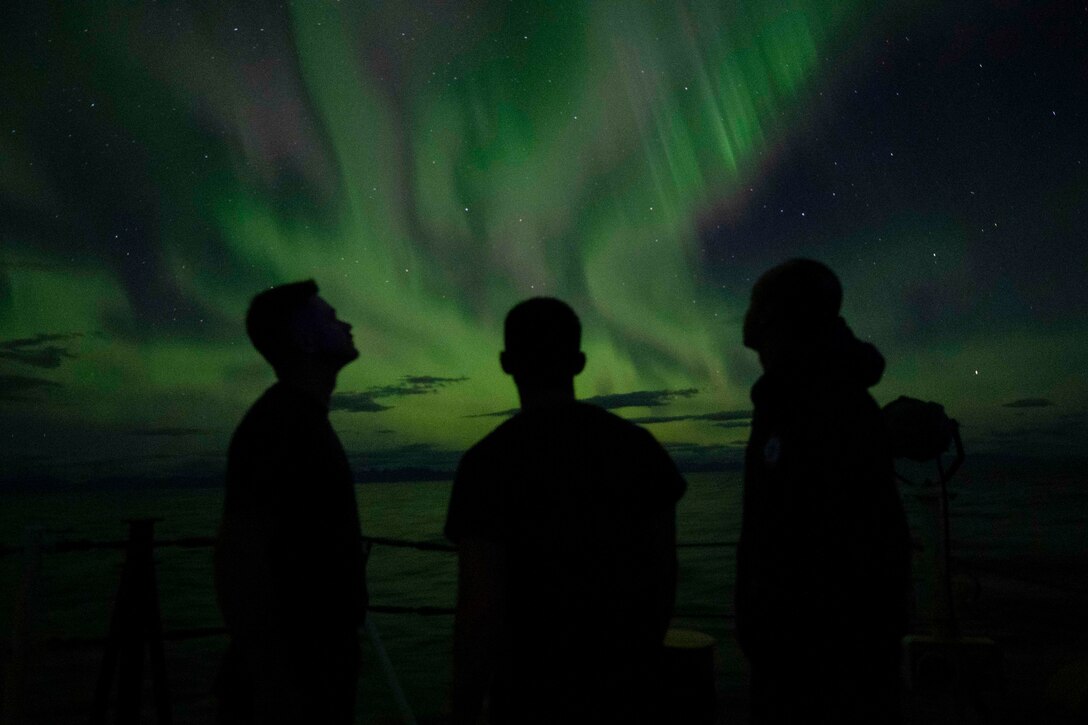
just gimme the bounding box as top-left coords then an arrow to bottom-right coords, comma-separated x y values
467,388 -> 703,419
466,407 -> 520,419
628,409 -> 751,425
128,427 -> 211,437
1002,398 -> 1055,408
0,333 -> 81,369
333,375 -> 469,413
330,392 -> 393,413
402,375 -> 470,387
0,374 -> 61,401
365,386 -> 433,398
368,375 -> 469,398
582,388 -> 699,410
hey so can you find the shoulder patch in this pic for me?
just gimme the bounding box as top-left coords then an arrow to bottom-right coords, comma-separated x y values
763,435 -> 782,466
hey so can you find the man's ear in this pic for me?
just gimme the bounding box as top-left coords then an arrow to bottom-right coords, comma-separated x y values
286,305 -> 317,356
571,351 -> 586,376
500,351 -> 514,375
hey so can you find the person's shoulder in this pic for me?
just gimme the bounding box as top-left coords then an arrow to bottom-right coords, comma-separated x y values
478,413 -> 524,445
458,414 -> 522,466
820,384 -> 881,427
226,386 -> 293,477
576,401 -> 648,434
244,382 -> 288,416
230,384 -> 301,442
575,402 -> 668,453
577,403 -> 686,497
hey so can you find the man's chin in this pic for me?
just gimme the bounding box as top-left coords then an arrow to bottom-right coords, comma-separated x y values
329,346 -> 359,370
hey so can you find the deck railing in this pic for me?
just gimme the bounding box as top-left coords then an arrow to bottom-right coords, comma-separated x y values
1,528 -> 738,628
0,519 -> 737,723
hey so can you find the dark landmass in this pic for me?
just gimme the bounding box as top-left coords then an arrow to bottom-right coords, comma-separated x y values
359,467 -> 455,483
0,452 -> 1081,491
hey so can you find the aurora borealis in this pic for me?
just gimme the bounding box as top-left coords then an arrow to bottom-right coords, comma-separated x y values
1,1 -> 1085,485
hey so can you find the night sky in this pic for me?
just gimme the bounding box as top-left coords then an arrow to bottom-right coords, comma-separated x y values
1,1 -> 1085,485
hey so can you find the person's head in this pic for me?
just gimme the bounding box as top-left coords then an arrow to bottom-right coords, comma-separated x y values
743,258 -> 842,369
246,280 -> 357,378
500,297 -> 586,388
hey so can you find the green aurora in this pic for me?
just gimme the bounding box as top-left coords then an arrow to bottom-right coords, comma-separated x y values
1,1 -> 1085,483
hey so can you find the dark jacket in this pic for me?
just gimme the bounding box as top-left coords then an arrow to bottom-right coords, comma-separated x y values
215,382 -> 368,639
446,402 -> 686,720
735,319 -> 911,660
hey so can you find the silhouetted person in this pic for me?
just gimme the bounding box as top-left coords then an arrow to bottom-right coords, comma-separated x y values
735,260 -> 911,724
446,298 -> 686,724
213,280 -> 367,725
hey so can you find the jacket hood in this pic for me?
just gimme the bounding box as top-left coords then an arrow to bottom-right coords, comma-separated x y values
754,317 -> 885,399
826,317 -> 885,389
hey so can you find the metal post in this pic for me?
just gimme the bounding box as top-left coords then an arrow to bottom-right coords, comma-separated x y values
89,519 -> 171,725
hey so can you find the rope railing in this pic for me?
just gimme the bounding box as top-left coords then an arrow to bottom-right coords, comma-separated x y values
12,526 -> 736,653
9,524 -> 737,638
51,607 -> 734,651
4,519 -> 735,722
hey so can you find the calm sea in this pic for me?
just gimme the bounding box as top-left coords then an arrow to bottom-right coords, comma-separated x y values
1,459 -> 1084,723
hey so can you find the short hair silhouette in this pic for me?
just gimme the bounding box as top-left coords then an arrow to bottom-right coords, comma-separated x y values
502,297 -> 582,380
246,279 -> 319,371
448,294 -> 684,722
743,258 -> 842,350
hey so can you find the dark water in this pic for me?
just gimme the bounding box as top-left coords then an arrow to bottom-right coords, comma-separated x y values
0,458 -> 1084,723
0,473 -> 739,722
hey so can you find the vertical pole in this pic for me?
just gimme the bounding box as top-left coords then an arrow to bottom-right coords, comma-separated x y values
143,525 -> 171,725
1,526 -> 44,725
913,488 -> 948,636
89,519 -> 171,725
937,458 -> 959,640
116,521 -> 152,725
91,526 -> 135,725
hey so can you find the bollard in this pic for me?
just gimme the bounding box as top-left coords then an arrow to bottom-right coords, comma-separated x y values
662,628 -> 716,724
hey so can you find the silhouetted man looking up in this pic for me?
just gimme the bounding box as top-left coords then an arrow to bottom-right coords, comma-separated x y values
446,297 -> 686,724
214,280 -> 367,725
735,260 -> 911,724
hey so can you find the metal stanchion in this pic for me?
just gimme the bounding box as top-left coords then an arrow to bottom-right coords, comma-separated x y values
90,519 -> 172,725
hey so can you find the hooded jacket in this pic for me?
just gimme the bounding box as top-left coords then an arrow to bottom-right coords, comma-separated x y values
735,318 -> 911,659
